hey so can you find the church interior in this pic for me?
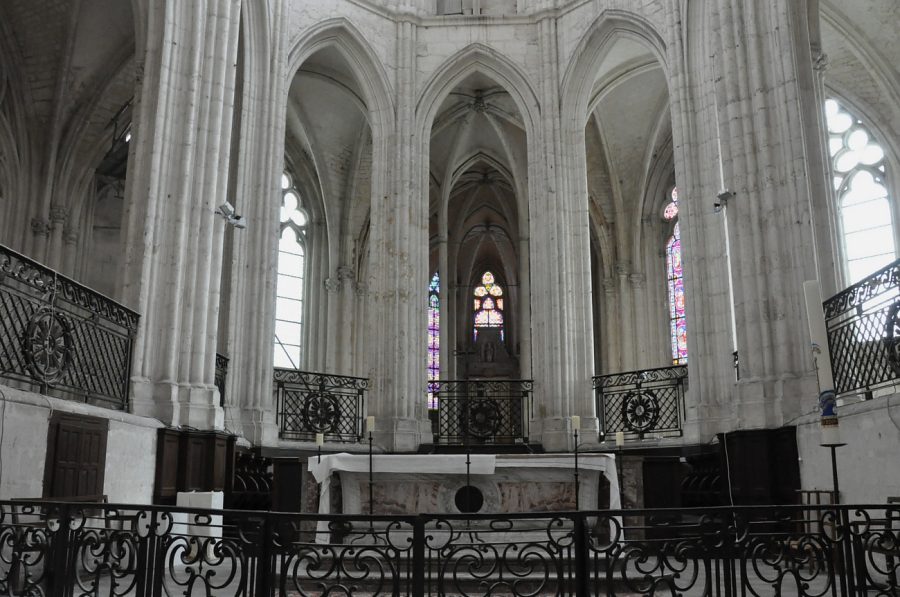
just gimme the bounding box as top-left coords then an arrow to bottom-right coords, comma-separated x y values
0,0 -> 898,594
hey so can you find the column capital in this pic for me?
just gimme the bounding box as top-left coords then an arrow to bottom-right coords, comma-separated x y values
324,277 -> 341,293
602,277 -> 617,295
630,273 -> 646,288
615,262 -> 631,277
812,51 -> 828,72
49,205 -> 68,224
30,218 -> 51,237
337,266 -> 355,282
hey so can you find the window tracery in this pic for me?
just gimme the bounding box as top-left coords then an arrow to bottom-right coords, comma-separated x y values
825,98 -> 896,283
274,170 -> 308,369
473,271 -> 504,341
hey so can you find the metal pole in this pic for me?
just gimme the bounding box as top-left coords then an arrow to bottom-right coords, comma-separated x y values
368,431 -> 374,517
574,428 -> 580,510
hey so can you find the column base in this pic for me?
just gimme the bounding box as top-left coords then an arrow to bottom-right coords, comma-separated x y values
225,406 -> 278,445
539,416 -> 601,452
130,377 -> 224,429
371,416 -> 431,452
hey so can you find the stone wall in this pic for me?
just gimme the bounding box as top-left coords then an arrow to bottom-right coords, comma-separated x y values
796,392 -> 900,505
0,385 -> 162,503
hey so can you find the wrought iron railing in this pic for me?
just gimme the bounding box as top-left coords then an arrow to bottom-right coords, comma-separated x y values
274,368 -> 367,442
824,258 -> 900,397
593,364 -> 687,440
0,245 -> 138,409
430,379 -> 532,445
0,500 -> 897,596
215,352 -> 228,407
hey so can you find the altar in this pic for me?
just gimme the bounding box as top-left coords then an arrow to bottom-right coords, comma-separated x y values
307,452 -> 620,517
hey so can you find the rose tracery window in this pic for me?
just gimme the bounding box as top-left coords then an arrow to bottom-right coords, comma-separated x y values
825,98 -> 896,284
473,271 -> 504,341
664,188 -> 687,365
273,170 -> 308,369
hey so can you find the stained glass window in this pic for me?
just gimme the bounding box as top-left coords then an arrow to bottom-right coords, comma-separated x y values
665,188 -> 687,364
825,99 -> 895,283
274,170 -> 308,368
427,272 -> 440,409
473,271 -> 504,341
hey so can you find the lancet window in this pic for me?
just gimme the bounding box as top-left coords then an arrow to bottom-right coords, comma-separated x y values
273,170 -> 308,369
664,188 -> 687,364
427,272 -> 440,408
825,98 -> 896,283
473,271 -> 504,341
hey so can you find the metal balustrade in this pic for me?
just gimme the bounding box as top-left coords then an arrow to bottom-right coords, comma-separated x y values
594,365 -> 687,441
430,379 -> 533,445
215,353 -> 229,407
0,500 -> 897,596
274,368 -> 367,442
0,245 -> 138,410
824,258 -> 900,398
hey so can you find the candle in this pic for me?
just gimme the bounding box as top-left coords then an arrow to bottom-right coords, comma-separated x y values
571,415 -> 581,431
821,420 -> 841,446
315,432 -> 324,447
366,416 -> 375,434
615,431 -> 625,447
803,280 -> 835,391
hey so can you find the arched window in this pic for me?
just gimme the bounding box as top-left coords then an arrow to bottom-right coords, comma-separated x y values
427,272 -> 440,408
274,170 -> 309,368
825,98 -> 896,283
664,188 -> 687,364
473,271 -> 504,341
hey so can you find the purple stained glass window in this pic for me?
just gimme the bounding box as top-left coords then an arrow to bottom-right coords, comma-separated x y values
666,210 -> 688,364
427,272 -> 440,408
473,271 -> 504,341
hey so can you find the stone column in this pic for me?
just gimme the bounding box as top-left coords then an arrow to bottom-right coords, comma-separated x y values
706,0 -> 825,427
29,219 -> 51,263
437,234 -> 449,380
630,273 -> 648,367
121,0 -> 242,429
367,17 -> 431,451
46,206 -> 67,271
220,0 -> 287,445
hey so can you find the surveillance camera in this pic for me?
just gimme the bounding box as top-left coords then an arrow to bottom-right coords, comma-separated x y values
230,215 -> 247,230
216,202 -> 236,218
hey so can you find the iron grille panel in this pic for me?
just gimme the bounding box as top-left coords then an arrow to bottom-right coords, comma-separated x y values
0,245 -> 137,409
593,365 -> 686,440
274,368 -> 367,442
0,500 -> 896,596
824,258 -> 900,397
215,353 -> 228,406
430,379 -> 532,445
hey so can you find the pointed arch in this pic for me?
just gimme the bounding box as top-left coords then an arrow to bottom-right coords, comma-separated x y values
560,9 -> 668,123
417,43 -> 541,236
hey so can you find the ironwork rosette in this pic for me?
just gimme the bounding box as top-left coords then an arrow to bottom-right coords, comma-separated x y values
301,391 -> 341,433
466,398 -> 502,438
22,306 -> 73,384
621,390 -> 660,433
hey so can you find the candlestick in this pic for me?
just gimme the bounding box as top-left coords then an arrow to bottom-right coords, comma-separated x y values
615,431 -> 625,447
573,428 -> 580,510
366,415 -> 375,434
571,415 -> 581,431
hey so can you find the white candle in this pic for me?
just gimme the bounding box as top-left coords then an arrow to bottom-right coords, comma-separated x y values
315,432 -> 324,447
366,416 -> 375,434
615,431 -> 625,447
821,421 -> 842,446
571,415 -> 581,431
803,280 -> 835,391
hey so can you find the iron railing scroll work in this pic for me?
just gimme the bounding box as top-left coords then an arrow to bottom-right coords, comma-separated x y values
0,244 -> 138,410
594,364 -> 687,440
824,257 -> 900,398
274,368 -> 367,442
430,379 -> 533,445
0,500 -> 897,596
